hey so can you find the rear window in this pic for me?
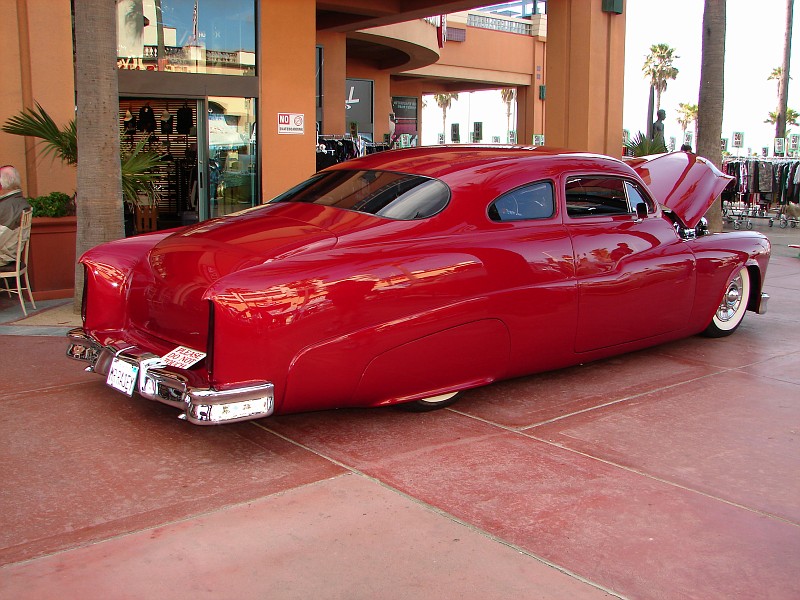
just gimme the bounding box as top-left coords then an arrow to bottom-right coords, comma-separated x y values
269,170 -> 450,220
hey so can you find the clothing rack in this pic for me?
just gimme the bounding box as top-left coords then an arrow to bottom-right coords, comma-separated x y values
722,157 -> 800,228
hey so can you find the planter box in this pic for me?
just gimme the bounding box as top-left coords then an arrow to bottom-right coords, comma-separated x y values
29,216 -> 77,301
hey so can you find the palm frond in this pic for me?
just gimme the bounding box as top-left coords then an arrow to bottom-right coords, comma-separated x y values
121,139 -> 163,208
1,101 -> 77,165
624,131 -> 668,157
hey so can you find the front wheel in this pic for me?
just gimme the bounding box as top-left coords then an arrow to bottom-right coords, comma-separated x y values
702,266 -> 750,338
398,391 -> 462,413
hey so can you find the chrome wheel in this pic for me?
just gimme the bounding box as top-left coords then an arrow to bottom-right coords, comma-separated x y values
703,267 -> 750,337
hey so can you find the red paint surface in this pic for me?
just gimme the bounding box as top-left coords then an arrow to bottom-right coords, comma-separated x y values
76,147 -> 769,415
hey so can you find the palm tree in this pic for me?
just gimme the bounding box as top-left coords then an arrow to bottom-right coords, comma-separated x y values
765,107 -> 800,126
775,0 -> 795,139
642,43 -> 680,111
767,66 -> 789,96
500,88 -> 516,142
697,0 -> 726,232
73,0 -> 125,309
676,102 -> 699,134
433,93 -> 459,142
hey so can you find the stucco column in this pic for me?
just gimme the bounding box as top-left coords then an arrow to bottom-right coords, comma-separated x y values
544,0 -> 626,156
259,0 -> 317,200
1,0 -> 76,198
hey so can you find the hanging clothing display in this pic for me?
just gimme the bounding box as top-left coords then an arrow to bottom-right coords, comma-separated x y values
137,104 -> 157,133
160,110 -> 174,135
724,158 -> 800,206
123,109 -> 137,135
315,136 -> 390,171
176,104 -> 194,135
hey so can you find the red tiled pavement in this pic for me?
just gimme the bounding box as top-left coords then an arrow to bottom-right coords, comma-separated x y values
0,246 -> 798,599
0,351 -> 345,564
0,474 -> 615,600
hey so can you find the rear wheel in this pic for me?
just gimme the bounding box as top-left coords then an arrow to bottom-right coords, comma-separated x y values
398,391 -> 462,412
702,266 -> 750,338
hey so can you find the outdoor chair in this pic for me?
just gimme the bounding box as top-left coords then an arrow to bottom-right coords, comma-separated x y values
0,209 -> 36,316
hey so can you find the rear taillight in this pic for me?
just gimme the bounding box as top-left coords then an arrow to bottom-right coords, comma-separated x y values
80,265 -> 88,322
205,300 -> 215,380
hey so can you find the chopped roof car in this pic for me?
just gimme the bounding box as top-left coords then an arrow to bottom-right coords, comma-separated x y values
67,147 -> 770,424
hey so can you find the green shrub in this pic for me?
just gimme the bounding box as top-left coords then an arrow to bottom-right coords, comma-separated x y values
624,131 -> 668,157
29,191 -> 75,218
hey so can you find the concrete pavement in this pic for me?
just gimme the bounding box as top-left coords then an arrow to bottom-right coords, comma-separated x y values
1,223 -> 798,599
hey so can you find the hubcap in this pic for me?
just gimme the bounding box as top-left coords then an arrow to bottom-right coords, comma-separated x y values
716,274 -> 743,322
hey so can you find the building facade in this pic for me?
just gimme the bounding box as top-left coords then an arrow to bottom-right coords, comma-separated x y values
1,0 -> 626,231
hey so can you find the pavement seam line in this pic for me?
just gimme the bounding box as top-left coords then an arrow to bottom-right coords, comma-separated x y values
449,371 -> 800,527
250,420 -> 630,600
522,432 -> 800,528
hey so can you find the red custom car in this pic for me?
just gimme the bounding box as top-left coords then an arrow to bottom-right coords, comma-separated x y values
67,147 -> 770,424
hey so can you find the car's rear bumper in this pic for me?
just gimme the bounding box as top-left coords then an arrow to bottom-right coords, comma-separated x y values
65,328 -> 274,425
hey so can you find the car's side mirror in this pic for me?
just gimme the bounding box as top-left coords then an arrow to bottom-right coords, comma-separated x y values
635,202 -> 648,221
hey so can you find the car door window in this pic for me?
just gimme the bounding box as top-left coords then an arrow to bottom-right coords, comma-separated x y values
625,181 -> 654,213
565,177 -> 629,217
488,181 -> 554,222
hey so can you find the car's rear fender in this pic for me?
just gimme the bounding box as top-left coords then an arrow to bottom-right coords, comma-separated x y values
81,232 -> 170,337
204,246 -> 498,410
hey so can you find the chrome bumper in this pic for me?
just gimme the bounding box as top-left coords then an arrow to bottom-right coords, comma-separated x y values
758,292 -> 770,315
66,328 -> 274,425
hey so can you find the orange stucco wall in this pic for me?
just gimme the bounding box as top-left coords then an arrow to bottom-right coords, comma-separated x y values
437,25 -> 538,83
1,0 -> 76,199
2,0 -> 628,212
317,31 -> 348,135
259,0 -> 317,199
545,0 -> 626,156
397,19 -> 546,146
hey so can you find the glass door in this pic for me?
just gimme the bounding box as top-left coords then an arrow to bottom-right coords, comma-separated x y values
206,96 -> 258,218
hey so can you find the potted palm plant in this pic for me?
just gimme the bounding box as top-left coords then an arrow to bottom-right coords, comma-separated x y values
2,102 -> 162,299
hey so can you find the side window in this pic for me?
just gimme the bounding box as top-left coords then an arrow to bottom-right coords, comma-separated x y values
625,181 -> 655,213
488,181 -> 554,222
565,177 -> 629,217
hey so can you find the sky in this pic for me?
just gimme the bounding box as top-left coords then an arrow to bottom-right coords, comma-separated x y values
422,1 -> 800,155
624,0 -> 799,155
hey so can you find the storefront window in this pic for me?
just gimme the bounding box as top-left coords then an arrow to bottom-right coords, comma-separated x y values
208,97 -> 258,218
117,0 -> 256,76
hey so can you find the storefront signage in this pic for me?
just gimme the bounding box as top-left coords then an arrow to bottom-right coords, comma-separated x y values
775,137 -> 786,154
278,113 -> 304,135
345,79 -> 374,135
789,134 -> 800,152
732,131 -> 744,148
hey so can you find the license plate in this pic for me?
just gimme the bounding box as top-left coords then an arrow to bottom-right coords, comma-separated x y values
106,357 -> 140,396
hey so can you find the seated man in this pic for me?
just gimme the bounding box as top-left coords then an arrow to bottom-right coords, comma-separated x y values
0,165 -> 32,267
